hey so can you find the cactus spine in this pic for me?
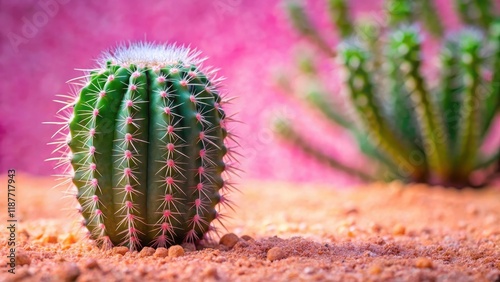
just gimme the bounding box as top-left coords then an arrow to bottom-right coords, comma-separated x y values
53,43 -> 235,250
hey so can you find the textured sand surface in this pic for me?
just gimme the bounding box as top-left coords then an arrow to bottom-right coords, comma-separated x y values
1,176 -> 500,281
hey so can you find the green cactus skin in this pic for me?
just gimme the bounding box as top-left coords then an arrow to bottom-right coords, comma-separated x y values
279,0 -> 500,187
59,43 -> 233,250
455,0 -> 495,30
385,0 -> 414,28
439,38 -> 463,149
385,38 -> 422,152
389,27 -> 451,182
284,0 -> 336,57
483,20 -> 500,135
339,42 -> 425,180
273,118 -> 375,182
327,0 -> 353,38
416,0 -> 444,37
455,31 -> 483,179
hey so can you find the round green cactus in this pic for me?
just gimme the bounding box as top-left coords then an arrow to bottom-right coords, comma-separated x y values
53,43 -> 235,250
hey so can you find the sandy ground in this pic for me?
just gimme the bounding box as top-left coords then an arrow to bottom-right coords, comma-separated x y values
0,175 -> 500,282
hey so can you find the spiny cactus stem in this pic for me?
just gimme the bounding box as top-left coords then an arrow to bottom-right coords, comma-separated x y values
285,0 -> 336,57
385,0 -> 414,28
301,82 -> 351,130
339,42 -> 425,180
474,0 -> 494,29
483,20 -> 500,135
456,33 -> 482,178
416,0 -> 444,37
274,118 -> 376,181
327,0 -> 353,38
455,0 -> 475,26
439,39 -> 462,150
392,28 -> 450,180
386,48 -> 421,151
455,0 -> 494,29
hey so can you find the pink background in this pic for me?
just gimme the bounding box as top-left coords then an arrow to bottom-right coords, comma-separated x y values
0,0 -> 493,186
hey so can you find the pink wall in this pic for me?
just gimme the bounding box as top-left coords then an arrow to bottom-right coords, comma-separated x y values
0,0 -> 492,185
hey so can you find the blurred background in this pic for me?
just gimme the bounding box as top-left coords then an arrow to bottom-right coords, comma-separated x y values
0,0 -> 491,186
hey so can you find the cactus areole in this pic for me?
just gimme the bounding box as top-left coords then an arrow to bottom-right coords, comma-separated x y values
58,43 -> 234,250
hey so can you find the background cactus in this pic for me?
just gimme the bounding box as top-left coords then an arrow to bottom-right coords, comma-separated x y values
50,43 -> 236,250
277,0 -> 500,187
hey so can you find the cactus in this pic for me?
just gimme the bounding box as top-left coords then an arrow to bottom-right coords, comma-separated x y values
278,0 -> 500,187
49,43 -> 236,250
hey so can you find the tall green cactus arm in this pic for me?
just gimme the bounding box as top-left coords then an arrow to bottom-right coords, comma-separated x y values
300,82 -> 352,129
415,0 -> 444,36
356,18 -> 385,88
355,18 -> 382,58
455,0 -> 476,26
456,31 -> 483,179
289,51 -> 398,171
273,118 -> 376,181
284,0 -> 336,57
385,0 -> 414,28
389,27 -> 450,181
439,38 -> 463,151
338,41 -> 426,181
59,43 -> 233,250
483,19 -> 500,135
293,51 -> 352,129
455,0 -> 495,28
327,0 -> 354,38
475,0 -> 495,29
385,44 -> 422,151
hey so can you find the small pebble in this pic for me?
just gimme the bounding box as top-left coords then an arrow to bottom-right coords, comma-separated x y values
466,204 -> 479,216
202,265 -> 218,279
368,264 -> 382,274
83,259 -> 100,270
112,246 -> 129,256
369,223 -> 382,233
303,267 -> 315,274
344,207 -> 359,215
16,252 -> 31,266
181,242 -> 196,252
62,234 -> 77,247
267,247 -> 286,261
415,257 -> 433,268
347,227 -> 356,238
219,233 -> 239,249
43,234 -> 58,244
19,229 -> 30,239
153,247 -> 169,258
139,247 -> 155,257
168,245 -> 185,258
240,235 -> 254,241
392,224 -> 406,236
56,262 -> 81,282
